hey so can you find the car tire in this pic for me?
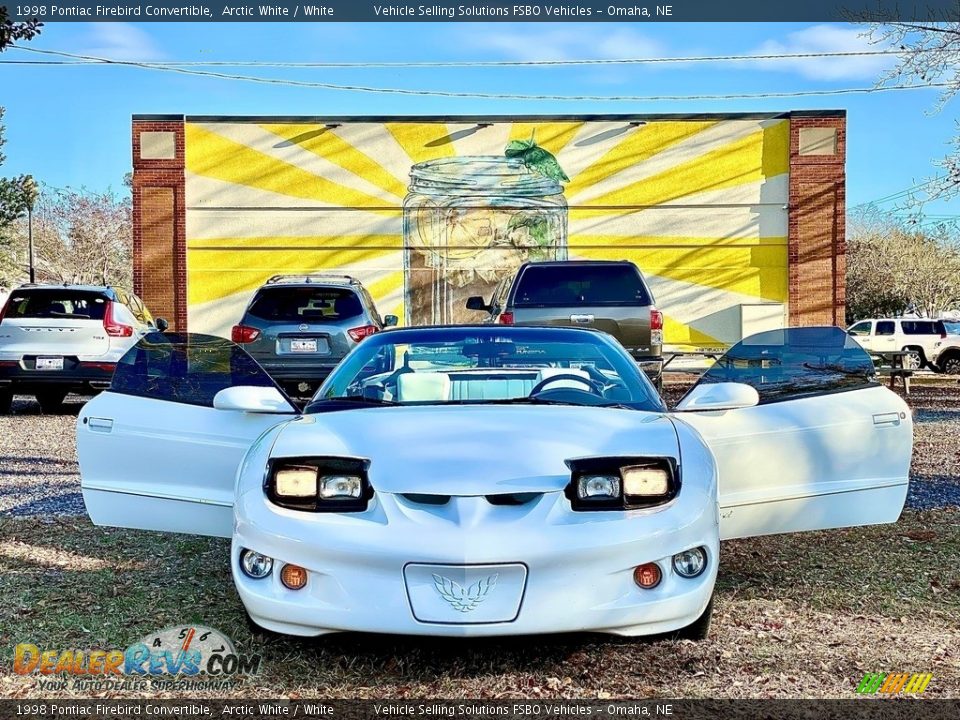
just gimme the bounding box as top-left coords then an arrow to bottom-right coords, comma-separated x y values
35,389 -> 69,414
674,596 -> 714,641
902,348 -> 924,371
0,390 -> 12,415
939,353 -> 960,375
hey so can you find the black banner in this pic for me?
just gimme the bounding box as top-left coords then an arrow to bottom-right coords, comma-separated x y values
2,701 -> 960,720
2,0 -> 960,23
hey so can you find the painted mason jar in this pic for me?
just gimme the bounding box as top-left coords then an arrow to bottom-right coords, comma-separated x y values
403,156 -> 568,326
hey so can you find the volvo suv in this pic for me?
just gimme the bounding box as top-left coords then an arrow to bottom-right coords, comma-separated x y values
231,274 -> 397,398
465,260 -> 663,388
0,284 -> 165,413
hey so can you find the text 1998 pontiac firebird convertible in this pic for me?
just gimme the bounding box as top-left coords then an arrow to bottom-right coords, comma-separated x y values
77,325 -> 911,639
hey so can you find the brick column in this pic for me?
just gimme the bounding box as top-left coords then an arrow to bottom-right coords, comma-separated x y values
131,116 -> 187,331
787,112 -> 846,327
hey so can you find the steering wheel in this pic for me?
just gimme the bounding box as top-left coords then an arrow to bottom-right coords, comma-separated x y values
529,373 -> 604,397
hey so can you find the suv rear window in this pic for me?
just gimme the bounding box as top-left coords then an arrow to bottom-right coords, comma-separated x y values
513,264 -> 652,307
246,288 -> 363,323
3,289 -> 108,320
901,320 -> 943,335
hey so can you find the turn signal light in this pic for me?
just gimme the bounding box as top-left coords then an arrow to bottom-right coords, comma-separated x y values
633,562 -> 662,589
280,563 -> 308,590
231,324 -> 261,344
499,312 -> 514,325
347,325 -> 379,342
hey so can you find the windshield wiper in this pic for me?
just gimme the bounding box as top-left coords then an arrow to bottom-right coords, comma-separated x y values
304,395 -> 399,413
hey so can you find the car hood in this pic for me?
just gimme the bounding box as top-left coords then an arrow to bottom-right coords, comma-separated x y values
271,405 -> 679,495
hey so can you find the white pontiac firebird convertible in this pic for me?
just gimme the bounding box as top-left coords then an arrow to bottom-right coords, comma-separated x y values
78,325 -> 912,639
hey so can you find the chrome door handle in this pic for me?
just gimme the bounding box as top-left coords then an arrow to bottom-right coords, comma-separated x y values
570,314 -> 594,323
87,417 -> 114,433
872,412 -> 901,427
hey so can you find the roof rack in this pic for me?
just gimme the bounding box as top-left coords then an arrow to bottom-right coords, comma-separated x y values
264,274 -> 357,286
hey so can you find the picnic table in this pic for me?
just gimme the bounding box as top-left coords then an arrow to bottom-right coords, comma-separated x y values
661,349 -> 725,373
868,350 -> 914,395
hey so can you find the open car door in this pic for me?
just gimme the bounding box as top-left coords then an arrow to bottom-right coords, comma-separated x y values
673,327 -> 912,540
78,333 -> 298,538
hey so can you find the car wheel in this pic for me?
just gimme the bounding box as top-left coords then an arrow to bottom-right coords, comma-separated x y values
940,354 -> 960,375
674,596 -> 714,641
35,389 -> 69,414
0,390 -> 12,415
902,349 -> 923,371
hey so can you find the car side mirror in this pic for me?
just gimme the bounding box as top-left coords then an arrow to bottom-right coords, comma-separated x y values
466,296 -> 490,312
213,386 -> 295,414
154,317 -> 169,332
674,382 -> 759,412
383,314 -> 399,327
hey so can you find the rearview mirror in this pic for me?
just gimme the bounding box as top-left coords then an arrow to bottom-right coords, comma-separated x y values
465,296 -> 490,312
213,386 -> 295,414
383,314 -> 399,327
674,382 -> 759,412
154,317 -> 169,332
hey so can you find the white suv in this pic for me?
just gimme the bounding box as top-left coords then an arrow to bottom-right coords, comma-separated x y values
931,320 -> 960,374
0,284 -> 166,413
846,318 -> 950,370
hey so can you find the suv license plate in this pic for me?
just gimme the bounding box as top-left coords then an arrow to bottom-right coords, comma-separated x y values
291,340 -> 318,353
36,357 -> 64,371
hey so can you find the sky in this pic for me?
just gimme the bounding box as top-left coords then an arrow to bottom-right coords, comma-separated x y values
0,21 -> 957,217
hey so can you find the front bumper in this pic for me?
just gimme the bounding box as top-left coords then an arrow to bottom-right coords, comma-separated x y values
232,484 -> 718,638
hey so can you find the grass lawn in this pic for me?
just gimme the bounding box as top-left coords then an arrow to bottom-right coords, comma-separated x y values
0,511 -> 958,699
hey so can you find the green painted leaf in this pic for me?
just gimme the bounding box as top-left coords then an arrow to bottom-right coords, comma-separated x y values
504,137 -> 569,183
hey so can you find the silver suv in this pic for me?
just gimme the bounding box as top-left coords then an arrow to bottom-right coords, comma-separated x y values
0,284 -> 165,413
231,274 -> 397,397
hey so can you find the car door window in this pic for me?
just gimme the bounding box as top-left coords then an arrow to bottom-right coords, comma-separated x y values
847,322 -> 872,336
111,333 -> 282,407
875,321 -> 896,336
901,321 -> 936,335
690,326 -> 878,404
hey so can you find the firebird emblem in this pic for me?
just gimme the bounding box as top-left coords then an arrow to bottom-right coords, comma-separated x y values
432,573 -> 498,613
298,324 -> 309,331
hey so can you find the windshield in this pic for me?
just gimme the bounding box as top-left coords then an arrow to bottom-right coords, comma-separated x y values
307,327 -> 664,412
247,287 -> 363,323
4,289 -> 109,320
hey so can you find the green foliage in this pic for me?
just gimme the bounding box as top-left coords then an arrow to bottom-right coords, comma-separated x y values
0,7 -> 42,52
505,133 -> 570,183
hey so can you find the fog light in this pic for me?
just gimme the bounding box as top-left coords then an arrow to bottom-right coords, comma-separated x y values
240,549 -> 273,579
672,547 -> 707,578
280,563 -> 308,590
633,562 -> 662,589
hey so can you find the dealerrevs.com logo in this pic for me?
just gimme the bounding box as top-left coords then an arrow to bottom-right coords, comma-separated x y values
856,672 -> 934,695
14,625 -> 261,692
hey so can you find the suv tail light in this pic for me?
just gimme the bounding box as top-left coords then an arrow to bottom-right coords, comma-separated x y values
499,312 -> 515,325
650,309 -> 663,331
348,325 -> 379,343
103,302 -> 134,338
231,325 -> 261,344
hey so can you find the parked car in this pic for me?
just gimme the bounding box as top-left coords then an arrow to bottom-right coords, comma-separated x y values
845,317 -> 949,369
78,325 -> 910,640
931,323 -> 960,374
230,274 -> 397,398
0,284 -> 165,413
465,260 -> 663,387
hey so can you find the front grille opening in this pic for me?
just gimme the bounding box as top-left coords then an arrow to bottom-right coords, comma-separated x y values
400,493 -> 451,506
485,492 -> 542,506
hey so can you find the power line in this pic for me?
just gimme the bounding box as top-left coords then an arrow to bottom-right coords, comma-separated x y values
852,177 -> 948,208
3,47 -> 913,69
5,45 -> 953,101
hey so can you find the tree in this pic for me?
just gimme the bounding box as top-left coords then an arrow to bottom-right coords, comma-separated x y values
0,7 -> 42,52
3,184 -> 133,287
865,21 -> 960,203
847,208 -> 960,322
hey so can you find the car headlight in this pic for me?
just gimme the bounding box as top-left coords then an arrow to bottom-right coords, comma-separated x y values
240,549 -> 273,579
672,547 -> 708,578
566,457 -> 679,511
266,457 -> 372,512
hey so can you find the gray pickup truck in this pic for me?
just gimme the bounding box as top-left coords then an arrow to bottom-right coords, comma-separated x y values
465,260 -> 663,389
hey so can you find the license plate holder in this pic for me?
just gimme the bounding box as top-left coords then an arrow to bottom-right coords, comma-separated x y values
290,339 -> 318,353
36,357 -> 65,371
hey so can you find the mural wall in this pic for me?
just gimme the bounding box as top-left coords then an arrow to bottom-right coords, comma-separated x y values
184,118 -> 790,347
